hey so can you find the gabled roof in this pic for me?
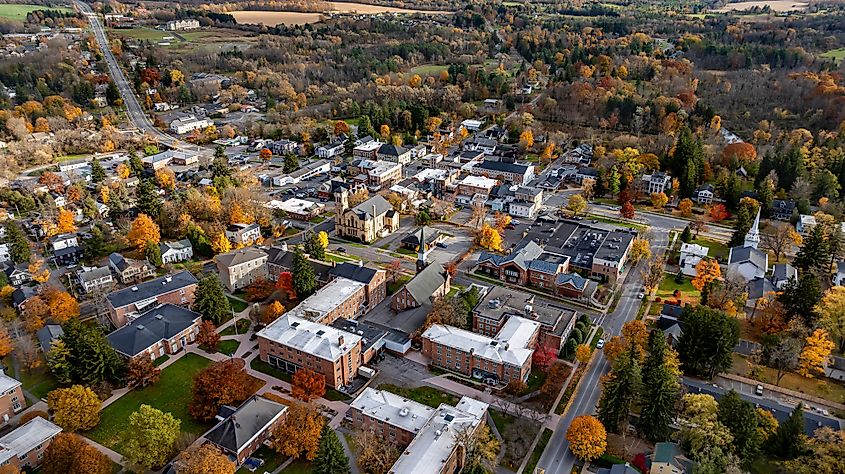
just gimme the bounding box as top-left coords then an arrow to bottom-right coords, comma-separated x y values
78,266 -> 111,283
403,263 -> 448,304
378,143 -> 408,156
477,240 -> 544,271
771,263 -> 796,283
216,248 -> 267,268
748,277 -> 775,300
0,373 -> 21,394
728,246 -> 767,270
349,194 -> 393,219
204,395 -> 287,454
401,226 -> 441,247
0,417 -> 62,465
108,252 -> 130,272
106,270 -> 198,309
107,304 -> 202,357
159,239 -> 192,255
475,160 -> 531,174
329,262 -> 379,284
36,324 -> 63,353
555,272 -> 588,290
528,259 -> 561,275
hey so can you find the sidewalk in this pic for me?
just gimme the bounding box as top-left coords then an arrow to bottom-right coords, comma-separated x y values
423,374 -> 553,424
82,436 -> 123,464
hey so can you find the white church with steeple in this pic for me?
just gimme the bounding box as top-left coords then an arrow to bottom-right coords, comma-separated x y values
728,207 -> 768,281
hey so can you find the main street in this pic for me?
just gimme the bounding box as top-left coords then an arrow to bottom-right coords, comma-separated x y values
74,1 -> 205,155
537,229 -> 670,474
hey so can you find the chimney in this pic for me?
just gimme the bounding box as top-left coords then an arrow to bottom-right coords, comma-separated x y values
338,335 -> 344,346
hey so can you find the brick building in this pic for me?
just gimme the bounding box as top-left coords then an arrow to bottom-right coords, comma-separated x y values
286,277 -> 367,324
204,395 -> 287,465
0,374 -> 25,427
107,304 -> 202,361
0,417 -> 62,471
105,271 -> 198,327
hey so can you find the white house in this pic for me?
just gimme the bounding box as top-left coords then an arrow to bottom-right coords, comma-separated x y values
796,214 -> 816,236
694,184 -> 715,205
0,243 -> 9,263
170,115 -> 213,135
460,119 -> 483,132
640,172 -> 671,194
225,223 -> 261,246
166,19 -> 200,31
679,243 -> 709,276
834,261 -> 845,286
316,141 -> 345,159
159,240 -> 193,264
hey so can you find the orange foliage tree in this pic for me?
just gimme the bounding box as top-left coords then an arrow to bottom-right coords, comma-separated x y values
127,214 -> 161,251
189,359 -> 253,421
271,402 -> 324,461
721,142 -> 757,165
196,321 -> 220,351
566,415 -> 607,461
691,258 -> 721,291
275,272 -> 297,301
41,432 -> 112,474
291,368 -> 327,402
709,204 -> 729,222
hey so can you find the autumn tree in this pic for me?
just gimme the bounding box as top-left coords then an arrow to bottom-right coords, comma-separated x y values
651,192 -> 668,209
575,344 -> 592,364
565,194 -> 587,217
196,320 -> 221,351
173,444 -> 235,474
762,222 -> 802,263
477,224 -> 503,252
532,345 -> 558,371
127,214 -> 160,251
797,329 -> 834,378
709,204 -> 729,222
47,385 -> 101,432
210,232 -> 231,255
126,356 -> 161,389
691,258 -> 721,292
620,201 -> 635,219
55,208 -> 77,234
275,272 -> 297,301
566,415 -> 607,461
355,428 -> 399,474
782,427 -> 845,473
291,368 -> 326,402
314,424 -> 350,474
678,198 -> 693,217
272,402 -> 324,461
122,405 -> 181,471
42,433 -> 112,474
816,286 -> 845,352
156,167 -> 176,190
519,129 -> 534,149
189,359 -> 253,421
629,238 -> 651,264
0,328 -> 12,360
259,148 -> 272,161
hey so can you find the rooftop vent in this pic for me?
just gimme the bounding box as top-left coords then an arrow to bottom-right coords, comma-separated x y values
316,330 -> 325,337
444,414 -> 454,423
399,407 -> 409,417
291,321 -> 300,328
165,276 -> 172,282
155,314 -> 163,320
137,325 -> 145,330
131,286 -> 138,291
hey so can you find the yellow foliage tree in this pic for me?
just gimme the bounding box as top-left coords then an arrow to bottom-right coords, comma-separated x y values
156,167 -> 176,190
317,231 -> 329,249
519,130 -> 534,149
271,403 -> 324,461
229,203 -> 254,225
629,238 -> 651,263
211,233 -> 231,255
575,344 -> 592,364
477,224 -> 503,252
408,74 -> 422,87
264,301 -> 286,324
28,259 -> 51,284
691,258 -> 721,291
56,208 -> 77,234
127,214 -> 161,251
565,415 -> 607,461
45,289 -> 80,323
173,444 -> 234,474
797,329 -> 834,378
379,124 -> 390,139
650,192 -> 668,208
47,385 -> 101,432
678,198 -> 693,217
100,186 -> 110,204
116,163 -> 130,179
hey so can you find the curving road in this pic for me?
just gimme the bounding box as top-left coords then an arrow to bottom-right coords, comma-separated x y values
74,1 -> 190,151
536,229 -> 671,474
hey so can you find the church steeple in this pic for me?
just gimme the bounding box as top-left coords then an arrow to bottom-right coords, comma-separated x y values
416,226 -> 428,274
744,207 -> 761,249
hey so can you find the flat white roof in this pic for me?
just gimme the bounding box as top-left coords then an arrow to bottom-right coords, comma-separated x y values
459,175 -> 497,189
0,373 -> 21,394
264,198 -> 324,214
679,243 -> 709,257
257,314 -> 362,362
350,388 -> 433,434
0,417 -> 61,464
370,161 -> 402,177
389,396 -> 488,474
422,316 -> 539,367
354,141 -> 383,152
413,168 -> 448,182
286,277 -> 365,322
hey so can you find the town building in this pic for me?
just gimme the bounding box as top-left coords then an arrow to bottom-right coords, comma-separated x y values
215,248 -> 269,292
3,264 -> 30,287
471,160 -> 535,186
353,140 -> 383,160
105,270 -> 199,327
472,286 -> 577,351
316,140 -> 345,159
76,266 -> 114,294
285,277 -> 367,324
166,19 -> 200,30
377,143 -> 413,165
422,315 -> 540,385
271,159 -> 331,186
169,115 -> 213,135
0,417 -> 62,471
0,374 -> 25,426
694,184 -> 715,205
204,395 -> 287,465
349,387 -> 434,446
400,226 -> 444,252
649,442 -> 696,474
159,239 -> 193,264
107,304 -> 202,361
265,246 -> 333,283
679,243 -> 709,277
350,160 -> 403,191
36,324 -> 63,354
257,314 -> 362,389
390,263 -> 450,312
264,198 -> 325,221
109,252 -> 155,284
456,175 -> 497,204
639,172 -> 672,194
796,214 -> 816,235
728,208 -> 768,281
770,199 -> 795,221
334,193 -> 399,243
328,262 -> 387,311
225,223 -> 261,246
49,233 -> 82,266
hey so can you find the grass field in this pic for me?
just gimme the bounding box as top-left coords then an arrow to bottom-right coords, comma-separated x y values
377,383 -> 458,408
220,319 -> 251,336
409,64 -> 448,76
653,273 -> 700,310
109,27 -> 172,42
821,47 -> 845,63
85,353 -> 214,454
218,339 -> 241,356
11,354 -> 59,401
730,353 -> 845,404
0,4 -> 73,22
227,296 -> 249,313
691,237 -> 730,261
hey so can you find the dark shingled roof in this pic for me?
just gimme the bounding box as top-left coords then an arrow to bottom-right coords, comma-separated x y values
475,160 -> 531,174
403,263 -> 448,304
205,395 -> 287,454
107,304 -> 201,357
106,270 -> 198,309
329,262 -> 379,284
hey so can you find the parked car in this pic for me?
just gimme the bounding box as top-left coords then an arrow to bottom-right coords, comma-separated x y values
596,339 -> 605,349
436,242 -> 448,248
755,384 -> 764,396
337,247 -> 346,253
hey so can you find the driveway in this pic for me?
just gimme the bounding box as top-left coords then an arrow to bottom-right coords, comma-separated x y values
370,353 -> 431,388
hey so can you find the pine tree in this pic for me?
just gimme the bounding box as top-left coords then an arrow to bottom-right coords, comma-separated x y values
145,240 -> 162,267
358,115 -> 375,138
136,178 -> 162,218
597,347 -> 641,434
129,151 -> 144,176
607,165 -> 620,196
638,331 -> 679,442
718,390 -> 761,462
292,247 -> 317,300
304,232 -> 325,261
313,425 -> 350,474
729,205 -> 753,247
681,226 -> 692,243
793,225 -> 829,272
4,222 -> 30,263
90,158 -> 105,183
193,275 -> 232,325
767,403 -> 804,460
672,127 -> 705,198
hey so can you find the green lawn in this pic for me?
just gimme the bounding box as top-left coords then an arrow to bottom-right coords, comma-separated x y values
218,340 -> 241,356
376,383 -> 458,408
326,252 -> 359,263
525,370 -> 547,393
11,354 -> 60,401
235,445 -> 289,474
584,213 -> 647,230
691,237 -> 730,261
108,27 -> 173,42
227,296 -> 249,313
654,273 -> 700,311
85,353 -> 214,454
524,428 -> 553,474
387,275 -> 411,295
220,319 -> 251,336
0,4 -> 72,22
731,353 -> 845,404
821,47 -> 845,63
409,64 -> 448,76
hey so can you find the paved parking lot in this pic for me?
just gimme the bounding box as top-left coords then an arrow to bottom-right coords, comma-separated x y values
371,353 -> 431,388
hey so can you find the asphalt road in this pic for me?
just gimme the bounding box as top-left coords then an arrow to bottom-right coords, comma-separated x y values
75,1 -> 202,154
536,230 -> 670,474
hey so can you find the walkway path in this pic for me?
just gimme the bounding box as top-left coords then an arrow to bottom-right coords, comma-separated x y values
82,437 -> 123,464
423,375 -> 553,425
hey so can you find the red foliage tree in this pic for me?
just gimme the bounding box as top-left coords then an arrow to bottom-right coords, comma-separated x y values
620,201 -> 635,219
140,68 -> 160,85
189,359 -> 253,421
291,368 -> 326,402
246,277 -> 274,302
721,142 -> 757,165
709,203 -> 729,222
532,345 -> 558,371
196,320 -> 220,351
275,272 -> 297,301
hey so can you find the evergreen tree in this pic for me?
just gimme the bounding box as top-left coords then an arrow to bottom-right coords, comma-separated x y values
313,425 -> 350,474
593,167 -> 607,197
767,403 -> 805,460
723,173 -> 741,210
59,319 -> 125,385
46,339 -> 73,386
283,153 -> 300,174
358,115 -> 375,138
136,178 -> 162,218
292,247 -> 317,300
4,222 -> 30,263
676,305 -> 740,378
83,226 -> 106,261
793,225 -> 829,272
106,81 -> 121,106
681,225 -> 692,243
672,127 -> 705,198
129,151 -> 144,176
90,158 -> 105,183
777,273 -> 822,327
304,232 -> 326,261
717,390 -> 761,462
729,205 -> 753,247
758,178 -> 774,217
607,165 -> 620,196
193,275 -> 232,325
638,331 -> 679,443
597,347 -> 641,434
145,240 -> 162,267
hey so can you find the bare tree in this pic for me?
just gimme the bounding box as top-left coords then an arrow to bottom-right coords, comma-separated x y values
761,221 -> 801,262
